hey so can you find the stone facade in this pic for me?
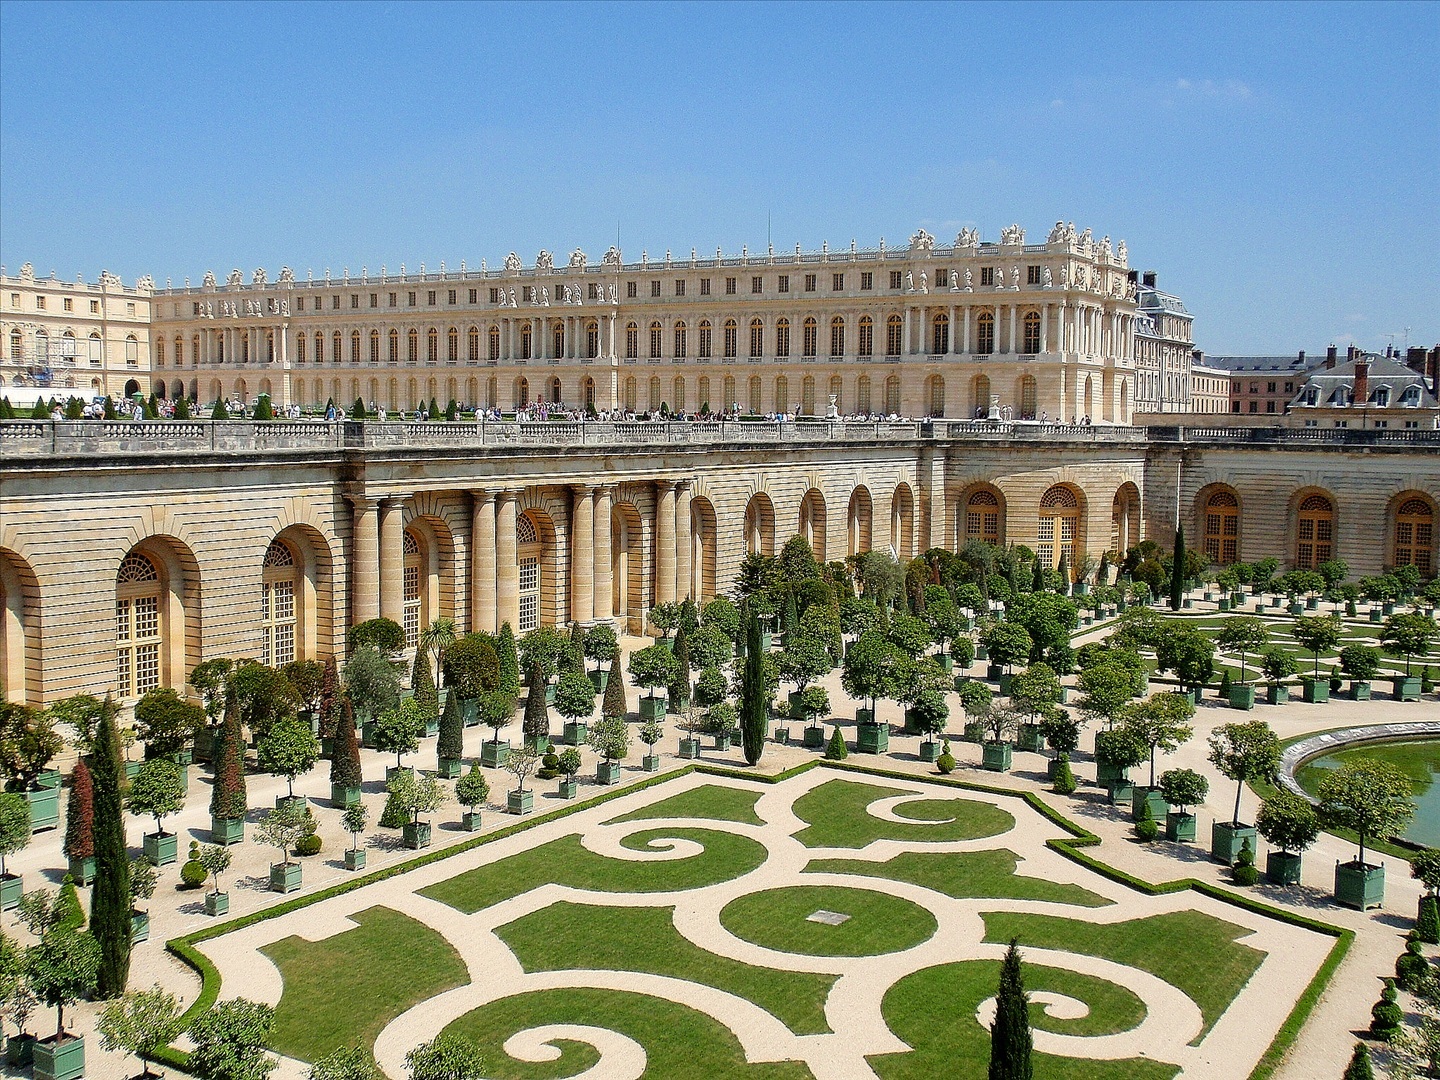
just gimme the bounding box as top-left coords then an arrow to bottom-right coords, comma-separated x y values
1,419 -> 1435,709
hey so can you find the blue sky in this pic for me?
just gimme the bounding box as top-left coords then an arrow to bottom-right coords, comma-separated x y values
1,1 -> 1435,354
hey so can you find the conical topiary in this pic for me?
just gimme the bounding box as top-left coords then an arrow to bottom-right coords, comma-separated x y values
1342,1042 -> 1373,1080
987,939 -> 1033,1080
318,654 -> 340,740
210,684 -> 248,821
437,690 -> 464,765
92,703 -> 131,997
411,649 -> 438,721
330,697 -> 362,788
64,760 -> 95,862
523,663 -> 549,746
1418,893 -> 1440,945
603,654 -> 628,719
740,608 -> 766,766
1052,754 -> 1076,795
825,727 -> 848,760
497,623 -> 521,697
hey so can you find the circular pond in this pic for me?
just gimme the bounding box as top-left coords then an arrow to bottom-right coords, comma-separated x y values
1296,739 -> 1440,847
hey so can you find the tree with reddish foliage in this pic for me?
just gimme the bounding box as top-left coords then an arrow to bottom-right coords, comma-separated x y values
64,759 -> 94,863
209,684 -> 248,823
329,696 -> 362,789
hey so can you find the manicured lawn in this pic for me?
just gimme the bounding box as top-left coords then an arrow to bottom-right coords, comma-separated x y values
982,908 -> 1265,1042
496,900 -> 837,1034
609,782 -> 764,826
720,884 -> 937,957
1153,611 -> 1415,679
442,986 -> 815,1079
804,849 -> 1111,908
791,779 -> 1014,849
260,906 -> 469,1064
869,959 -> 1177,1080
420,826 -> 769,913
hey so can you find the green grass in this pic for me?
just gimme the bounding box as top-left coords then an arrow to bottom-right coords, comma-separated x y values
1151,611 -> 1418,679
441,986 -> 815,1079
791,778 -> 1014,849
982,908 -> 1265,1043
496,900 -> 837,1034
869,959 -> 1177,1080
720,884 -> 937,957
420,827 -> 769,913
259,906 -> 469,1063
804,849 -> 1111,908
609,783 -> 765,826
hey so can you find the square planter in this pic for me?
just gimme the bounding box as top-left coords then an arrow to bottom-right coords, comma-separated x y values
1266,684 -> 1290,705
803,726 -> 825,749
330,783 -> 362,809
937,653 -> 955,674
345,848 -> 367,871
996,673 -> 1013,696
1228,683 -> 1256,711
598,760 -> 622,785
1349,681 -> 1372,701
403,821 -> 433,849
1266,850 -> 1303,885
982,742 -> 1013,772
589,669 -> 609,694
125,760 -> 143,782
901,708 -> 921,735
558,779 -> 578,800
1384,601 -> 1397,615
67,855 -> 95,886
205,891 -> 230,916
362,721 -> 379,748
545,683 -> 557,706
1165,812 -> 1198,842
963,721 -> 986,745
1395,676 -> 1422,701
23,785 -> 59,832
1335,860 -> 1385,910
857,722 -> 889,755
1300,676 -> 1329,703
564,721 -> 589,746
1218,598 -> 1231,612
7,1033 -> 36,1069
35,768 -> 61,789
1203,591 -> 1214,603
639,696 -> 667,722
1305,597 -> 1319,611
678,737 -> 702,759
1107,778 -> 1135,805
713,733 -> 733,751
461,810 -> 485,830
385,765 -> 414,784
1016,724 -> 1045,753
143,831 -> 178,867
508,790 -> 534,815
773,725 -> 791,745
919,741 -> 941,763
1288,602 -> 1304,616
460,697 -> 480,726
975,644 -> 989,661
1132,787 -> 1168,822
437,757 -> 463,779
667,694 -> 688,716
270,862 -> 303,894
33,1034 -> 85,1080
1095,756 -> 1129,785
481,741 -> 511,768
1211,822 -> 1258,866
130,908 -> 150,944
275,793 -> 306,813
759,631 -> 773,652
1370,609 -> 1383,624
527,735 -> 552,754
425,718 -> 440,739
642,754 -> 660,772
855,706 -> 875,726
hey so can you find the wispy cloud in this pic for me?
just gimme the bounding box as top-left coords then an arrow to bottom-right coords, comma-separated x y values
1173,78 -> 1252,100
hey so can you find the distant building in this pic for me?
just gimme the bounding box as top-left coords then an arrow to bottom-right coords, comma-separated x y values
1207,350 -> 1327,416
1289,351 -> 1440,430
1131,270 -> 1196,413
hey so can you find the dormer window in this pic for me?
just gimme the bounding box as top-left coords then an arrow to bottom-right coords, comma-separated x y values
1403,386 -> 1422,406
1304,388 -> 1319,406
1374,387 -> 1390,407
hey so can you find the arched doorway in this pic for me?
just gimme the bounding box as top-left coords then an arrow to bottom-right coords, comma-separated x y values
1111,483 -> 1141,556
115,540 -> 197,701
961,486 -> 1003,548
891,483 -> 914,560
744,493 -> 776,556
0,549 -> 38,705
1201,488 -> 1241,565
612,501 -> 646,634
1294,493 -> 1335,569
261,539 -> 300,667
798,489 -> 827,561
848,487 -> 873,556
690,496 -> 718,602
1038,485 -> 1082,571
1393,495 -> 1436,574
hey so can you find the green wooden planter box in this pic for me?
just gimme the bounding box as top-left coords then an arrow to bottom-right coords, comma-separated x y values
1165,812 -> 1197,842
205,891 -> 229,916
1218,598 -> 1231,612
963,720 -> 986,744
270,862 -> 302,893
975,644 -> 989,661
759,631 -> 773,652
1300,676 -> 1329,703
7,1033 -> 36,1068
437,757 -> 463,779
33,1034 -> 85,1080
598,760 -> 622,785
589,669 -> 609,694
642,754 -> 661,772
558,779 -> 578,799
1266,684 -> 1289,705
508,790 -> 534,815
1395,676 -> 1422,701
667,693 -> 689,716
527,735 -> 552,754
901,708 -> 921,735
919,740 -> 941,763
24,785 -> 59,832
803,726 -> 825,749
67,855 -> 95,886
1335,861 -> 1385,910
345,848 -> 367,870
461,697 -> 480,726
424,718 -> 440,738
981,742 -> 1013,772
125,759 -> 143,781
545,683 -> 557,706
857,722 -> 889,755
275,793 -> 306,813
481,741 -> 510,768
1131,787 -> 1168,822
35,768 -> 61,789
1095,755 -> 1129,785
1211,821 -> 1258,866
855,706 -> 875,726
1384,601 -> 1397,615
1370,609 -> 1383,623
1305,597 -> 1319,611
1349,681 -> 1372,701
144,831 -> 178,867
403,821 -> 433,849
713,732 -> 733,751
1107,777 -> 1135,805
1266,850 -> 1302,885
362,721 -> 379,748
1228,683 -> 1256,710
320,736 -> 334,759
639,696 -> 667,721
330,783 -> 362,809
678,737 -> 702,759
996,673 -> 1013,696
461,810 -> 484,831
773,725 -> 791,745
130,909 -> 150,944
564,721 -> 588,746
1016,724 -> 1045,753
937,653 -> 955,673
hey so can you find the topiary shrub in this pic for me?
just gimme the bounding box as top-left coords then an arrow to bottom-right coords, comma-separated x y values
1419,894 -> 1440,946
1134,796 -> 1159,842
537,752 -> 560,780
1218,670 -> 1232,700
1232,838 -> 1259,886
180,857 -> 208,889
1370,979 -> 1403,1040
1396,939 -> 1430,990
1342,1041 -> 1374,1080
824,727 -> 848,760
1052,753 -> 1077,795
295,833 -> 323,857
936,740 -> 955,775
1329,665 -> 1343,694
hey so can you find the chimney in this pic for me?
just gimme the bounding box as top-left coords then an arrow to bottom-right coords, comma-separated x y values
1298,350 -> 1306,365
1353,358 -> 1369,407
1429,346 -> 1440,397
1326,344 -> 1337,369
1347,344 -> 1358,362
1142,271 -> 1157,288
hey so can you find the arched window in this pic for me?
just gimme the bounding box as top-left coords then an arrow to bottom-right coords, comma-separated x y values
932,312 -> 949,354
116,551 -> 162,699
649,321 -> 663,359
829,375 -> 843,412
748,375 -> 762,414
698,376 -> 711,411
802,375 -> 815,416
775,376 -> 789,413
674,322 -> 687,358
857,374 -> 872,414
624,376 -> 637,411
858,316 -> 874,358
517,514 -> 541,632
698,320 -> 712,358
312,332 -> 322,364
88,331 -> 102,364
521,323 -> 535,361
802,317 -> 818,357
388,329 -> 400,364
549,376 -> 562,404
516,376 -> 530,408
175,336 -> 184,366
155,336 -> 165,367
723,319 -> 738,359
886,315 -> 903,357
831,317 -> 846,358
125,334 -> 139,364
34,329 -> 48,363
927,375 -> 945,417
7,329 -> 20,360
1038,486 -> 1080,570
583,376 -> 596,411
750,319 -> 765,359
775,318 -> 790,358
964,489 -> 1001,546
1022,311 -> 1041,354
884,374 -> 901,414
402,531 -> 423,648
976,312 -> 995,355
488,325 -> 500,361
648,375 -> 661,412
1395,498 -> 1434,573
723,375 -> 736,411
468,326 -> 480,362
625,322 -> 639,359
351,331 -> 361,364
297,335 -> 307,364
261,539 -> 298,666
1019,374 -> 1037,420
1295,494 -> 1334,569
447,327 -> 459,363
586,321 -> 599,359
553,324 -> 564,359
1203,490 -> 1240,565
673,376 -> 685,412
326,331 -> 337,365
370,330 -> 380,364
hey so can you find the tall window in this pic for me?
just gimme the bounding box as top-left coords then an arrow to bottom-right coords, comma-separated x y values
469,326 -> 480,362
857,374 -> 871,414
724,320 -> 738,359
1019,375 -> 1037,420
447,327 -> 459,362
976,312 -> 995,354
927,375 -> 945,416
626,323 -> 639,359
884,375 -> 901,414
1023,311 -> 1041,354
973,374 -> 991,418
750,319 -> 764,359
408,328 -> 420,364
402,532 -> 423,648
775,376 -> 789,413
775,319 -> 790,358
261,540 -> 298,666
553,324 -> 564,358
297,335 -> 307,364
1203,490 -> 1240,565
650,322 -> 663,359
649,376 -> 661,412
370,330 -> 380,364
1295,494 -> 1334,569
858,316 -> 873,357
801,375 -> 815,415
829,375 -> 843,411
932,313 -> 949,354
723,375 -> 736,411
519,324 -> 532,360
965,490 -> 1001,546
116,552 -> 162,699
673,376 -> 685,412
698,376 -> 710,410
488,326 -> 500,361
831,317 -> 846,357
698,320 -> 712,358
389,330 -> 400,363
586,322 -> 599,358
748,376 -> 762,414
1037,486 -> 1079,570
352,331 -> 362,364
802,318 -> 818,357
313,332 -> 323,364
1394,498 -> 1434,573
518,515 -> 540,632
886,315 -> 903,357
674,322 -> 687,358
624,377 -> 637,411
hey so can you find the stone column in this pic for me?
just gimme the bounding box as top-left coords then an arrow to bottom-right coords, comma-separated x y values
1041,305 -> 1050,354
962,306 -> 971,354
495,490 -> 520,633
378,497 -> 407,629
948,305 -> 958,354
654,480 -> 676,607
593,486 -> 614,623
471,490 -> 497,633
571,484 -> 595,624
349,496 -> 380,627
1009,305 -> 1018,354
674,480 -> 693,602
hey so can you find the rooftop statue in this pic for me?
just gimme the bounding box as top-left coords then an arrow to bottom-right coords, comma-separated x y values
909,228 -> 935,252
535,250 -> 554,273
602,246 -> 622,268
568,249 -> 587,270
999,224 -> 1025,245
504,252 -> 522,273
278,267 -> 295,283
252,268 -> 267,286
227,269 -> 244,288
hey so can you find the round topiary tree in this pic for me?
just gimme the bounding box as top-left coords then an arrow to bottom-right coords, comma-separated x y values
1383,612 -> 1438,676
1119,691 -> 1195,790
256,718 -> 320,801
1216,616 -> 1271,684
1318,758 -> 1415,870
1291,614 -> 1342,681
1159,767 -> 1209,815
629,644 -> 679,709
1207,720 -> 1281,829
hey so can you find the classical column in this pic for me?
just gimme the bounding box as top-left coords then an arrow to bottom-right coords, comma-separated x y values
1008,305 -> 1017,354
571,484 -> 595,624
593,486 -> 614,623
948,304 -> 958,354
674,480 -> 693,602
471,490 -> 497,633
1041,305 -> 1050,354
378,497 -> 407,629
654,479 -> 676,607
495,490 -> 520,633
962,306 -> 971,354
902,307 -> 912,355
349,496 -> 380,627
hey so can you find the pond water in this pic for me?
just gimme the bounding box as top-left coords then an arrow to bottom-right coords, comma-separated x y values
1296,739 -> 1440,848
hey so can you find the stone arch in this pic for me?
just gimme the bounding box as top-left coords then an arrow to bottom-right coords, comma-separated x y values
847,486 -> 873,556
958,482 -> 1006,550
403,504 -> 461,645
1037,484 -> 1085,571
891,483 -> 915,560
1082,375 -> 1095,421
517,506 -> 558,630
115,534 -> 201,701
1288,487 -> 1338,570
1111,482 -> 1142,557
612,500 -> 647,634
744,492 -> 776,557
0,548 -> 40,705
1194,483 -> 1243,566
1388,491 -> 1437,575
264,523 -> 335,664
798,488 -> 827,562
689,495 -> 718,602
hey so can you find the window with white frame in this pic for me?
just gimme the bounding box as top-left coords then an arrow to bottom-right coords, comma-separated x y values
116,552 -> 162,699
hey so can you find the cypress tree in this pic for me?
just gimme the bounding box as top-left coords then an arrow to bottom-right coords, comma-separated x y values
1056,551 -> 1069,593
741,608 -> 767,766
330,697 -> 362,788
603,653 -> 629,719
91,707 -> 132,997
318,654 -> 340,740
210,399 -> 228,420
988,938 -> 1033,1080
1031,557 -> 1044,594
210,684 -> 247,822
437,690 -> 464,765
63,759 -> 95,865
1169,524 -> 1186,611
670,623 -> 692,707
782,590 -> 800,639
351,397 -> 367,418
523,663 -> 549,746
1097,552 -> 1110,585
174,396 -> 192,420
411,649 -> 438,721
497,623 -> 521,697
1342,1042 -> 1373,1080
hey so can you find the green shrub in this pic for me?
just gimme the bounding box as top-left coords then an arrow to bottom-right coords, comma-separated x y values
1396,939 -> 1430,990
1052,753 -> 1076,795
1342,1042 -> 1373,1080
295,833 -> 323,857
824,727 -> 848,760
1232,838 -> 1259,886
1218,670 -> 1232,699
180,857 -> 208,890
537,752 -> 560,780
1370,979 -> 1403,1040
1134,797 -> 1159,842
1419,894 -> 1440,945
936,741 -> 955,775
1329,665 -> 1343,693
